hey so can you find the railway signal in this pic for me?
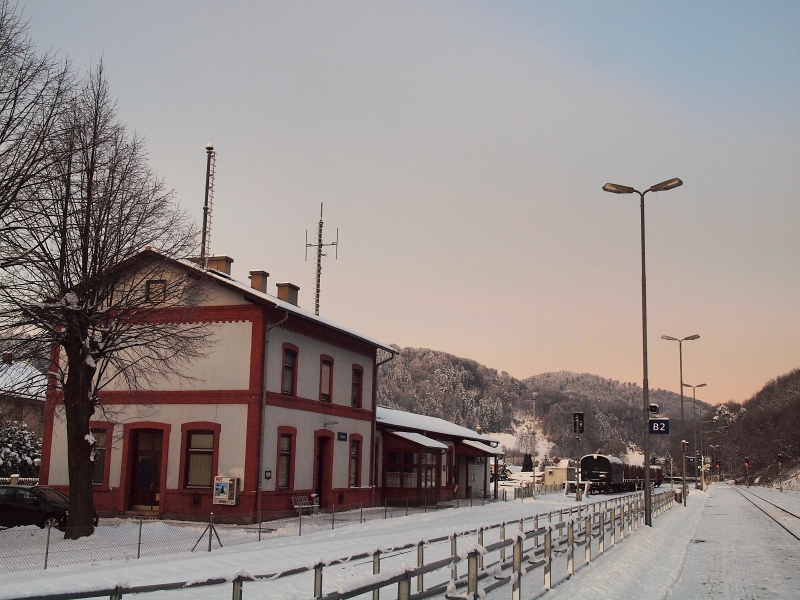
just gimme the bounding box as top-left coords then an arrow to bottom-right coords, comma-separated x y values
778,453 -> 783,492
681,440 -> 688,507
648,418 -> 670,434
744,456 -> 750,488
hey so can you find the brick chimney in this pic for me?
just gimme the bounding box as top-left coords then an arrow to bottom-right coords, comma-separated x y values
276,282 -> 300,306
248,270 -> 269,293
206,255 -> 233,276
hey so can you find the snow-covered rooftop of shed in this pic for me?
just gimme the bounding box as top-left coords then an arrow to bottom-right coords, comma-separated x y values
388,431 -> 448,450
0,362 -> 46,399
376,407 -> 498,444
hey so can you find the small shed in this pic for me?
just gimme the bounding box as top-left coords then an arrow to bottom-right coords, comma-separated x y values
543,459 -> 576,489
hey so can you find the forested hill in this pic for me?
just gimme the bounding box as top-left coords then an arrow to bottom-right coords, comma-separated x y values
376,347 -> 717,459
524,371 -> 710,419
708,368 -> 800,481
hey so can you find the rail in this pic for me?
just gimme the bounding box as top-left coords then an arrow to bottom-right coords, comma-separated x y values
10,489 -> 676,600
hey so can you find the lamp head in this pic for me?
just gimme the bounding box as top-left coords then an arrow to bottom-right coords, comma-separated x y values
661,335 -> 678,341
697,383 -> 707,388
684,334 -> 700,341
649,178 -> 683,192
602,183 -> 635,194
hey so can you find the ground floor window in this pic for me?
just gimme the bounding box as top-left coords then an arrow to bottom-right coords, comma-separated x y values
385,451 -> 418,488
278,434 -> 293,490
349,440 -> 361,487
91,428 -> 107,485
186,431 -> 214,487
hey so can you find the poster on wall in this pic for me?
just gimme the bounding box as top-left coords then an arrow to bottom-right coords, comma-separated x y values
213,476 -> 239,505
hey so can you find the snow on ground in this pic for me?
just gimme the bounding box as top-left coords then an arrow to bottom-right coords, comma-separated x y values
1,484 -> 795,599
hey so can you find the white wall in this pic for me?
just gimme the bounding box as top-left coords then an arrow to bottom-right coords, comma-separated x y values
262,405 -> 372,491
48,403 -> 248,489
266,328 -> 374,408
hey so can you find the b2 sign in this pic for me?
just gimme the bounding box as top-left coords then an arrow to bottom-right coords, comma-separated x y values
648,418 -> 670,435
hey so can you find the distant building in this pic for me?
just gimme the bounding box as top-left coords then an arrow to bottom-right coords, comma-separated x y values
543,459 -> 576,489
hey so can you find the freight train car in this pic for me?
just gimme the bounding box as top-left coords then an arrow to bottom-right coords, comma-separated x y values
580,454 -> 664,494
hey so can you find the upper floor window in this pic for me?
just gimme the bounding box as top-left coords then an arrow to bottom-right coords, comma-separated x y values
351,367 -> 363,408
319,357 -> 333,402
145,279 -> 166,303
282,348 -> 297,395
186,431 -> 214,487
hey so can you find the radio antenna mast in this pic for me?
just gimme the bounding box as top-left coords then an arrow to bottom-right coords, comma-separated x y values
305,203 -> 338,316
199,143 -> 217,267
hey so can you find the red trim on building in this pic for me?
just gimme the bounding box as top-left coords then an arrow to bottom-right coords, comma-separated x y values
177,422 -> 222,490
265,391 -> 373,420
313,429 -> 335,507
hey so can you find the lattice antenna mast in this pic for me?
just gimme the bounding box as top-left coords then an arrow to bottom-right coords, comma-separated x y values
199,143 -> 217,267
305,202 -> 338,316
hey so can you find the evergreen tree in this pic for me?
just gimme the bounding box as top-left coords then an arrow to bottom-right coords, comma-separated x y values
522,453 -> 533,472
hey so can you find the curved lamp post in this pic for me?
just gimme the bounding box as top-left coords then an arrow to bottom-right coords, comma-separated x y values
603,177 -> 683,526
682,382 -> 706,489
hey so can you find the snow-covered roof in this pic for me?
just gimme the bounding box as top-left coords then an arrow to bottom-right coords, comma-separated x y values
388,431 -> 448,450
376,407 -> 499,445
133,249 -> 396,354
461,439 -> 504,456
0,362 -> 46,399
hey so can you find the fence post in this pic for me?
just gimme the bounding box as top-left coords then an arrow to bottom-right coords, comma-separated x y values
361,502 -> 364,524
567,519 -> 574,576
232,576 -> 243,600
372,549 -> 381,600
332,504 -> 336,530
298,508 -> 302,536
137,518 -> 143,559
610,506 -> 616,547
599,508 -> 605,554
208,513 -> 214,552
109,586 -> 123,600
512,533 -> 522,600
544,525 -> 552,590
467,550 -> 478,599
450,533 -> 458,580
621,501 -> 626,540
44,523 -> 51,570
314,562 -> 323,599
534,514 -> 539,551
397,570 -> 411,600
500,522 -> 506,562
417,540 -> 424,592
478,527 -> 484,569
406,497 -> 409,517
385,498 -> 388,519
258,511 -> 262,542
585,514 -> 591,564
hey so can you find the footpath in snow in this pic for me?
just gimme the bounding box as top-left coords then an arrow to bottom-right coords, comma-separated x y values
538,484 -> 799,600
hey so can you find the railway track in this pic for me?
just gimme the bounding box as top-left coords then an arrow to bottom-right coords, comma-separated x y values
733,486 -> 800,541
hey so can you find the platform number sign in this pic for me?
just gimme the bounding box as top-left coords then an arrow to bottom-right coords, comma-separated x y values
573,412 -> 584,434
648,417 -> 670,434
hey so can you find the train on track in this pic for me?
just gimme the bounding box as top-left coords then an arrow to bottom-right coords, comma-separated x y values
580,453 -> 664,494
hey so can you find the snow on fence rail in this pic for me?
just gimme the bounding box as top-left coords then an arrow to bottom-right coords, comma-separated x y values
6,490 -> 676,600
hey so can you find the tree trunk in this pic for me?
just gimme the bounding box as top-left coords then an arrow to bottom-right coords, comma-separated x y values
63,343 -> 96,540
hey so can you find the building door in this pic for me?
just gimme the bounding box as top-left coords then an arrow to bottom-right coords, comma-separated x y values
129,430 -> 163,511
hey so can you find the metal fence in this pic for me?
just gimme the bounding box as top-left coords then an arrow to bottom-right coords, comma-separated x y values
0,495 -> 501,573
4,489 -> 677,600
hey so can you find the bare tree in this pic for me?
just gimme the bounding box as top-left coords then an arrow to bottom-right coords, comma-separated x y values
0,64 -> 211,539
0,0 -> 70,266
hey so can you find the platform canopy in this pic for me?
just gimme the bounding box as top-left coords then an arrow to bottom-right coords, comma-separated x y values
459,439 -> 504,457
388,431 -> 448,450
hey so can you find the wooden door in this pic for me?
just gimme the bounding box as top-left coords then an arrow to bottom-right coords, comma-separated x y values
130,430 -> 163,510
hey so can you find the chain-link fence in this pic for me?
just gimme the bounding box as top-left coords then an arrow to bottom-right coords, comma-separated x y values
0,494 -> 510,573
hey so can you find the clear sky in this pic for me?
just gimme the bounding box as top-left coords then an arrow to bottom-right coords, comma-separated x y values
23,1 -> 798,405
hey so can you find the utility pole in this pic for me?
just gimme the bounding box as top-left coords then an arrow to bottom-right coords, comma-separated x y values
305,203 -> 338,316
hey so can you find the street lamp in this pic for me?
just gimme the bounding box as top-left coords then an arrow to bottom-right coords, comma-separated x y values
603,177 -> 683,527
661,334 -> 699,496
682,382 -> 706,489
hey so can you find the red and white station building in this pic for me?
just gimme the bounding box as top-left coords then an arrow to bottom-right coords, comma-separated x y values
40,251 -> 502,521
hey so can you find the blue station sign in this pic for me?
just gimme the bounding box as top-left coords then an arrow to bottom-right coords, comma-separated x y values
648,418 -> 670,435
